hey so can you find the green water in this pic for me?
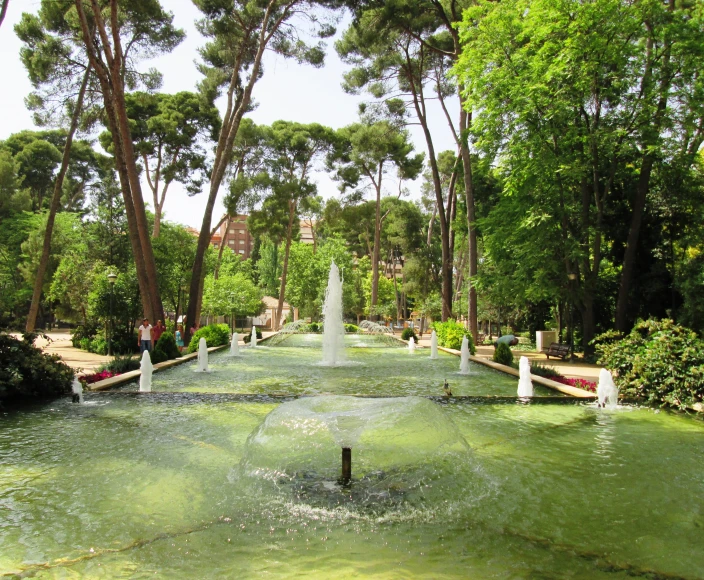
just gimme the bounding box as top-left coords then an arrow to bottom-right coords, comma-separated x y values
1,395 -> 703,579
129,334 -> 557,397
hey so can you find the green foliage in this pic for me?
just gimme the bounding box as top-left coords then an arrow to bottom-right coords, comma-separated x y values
187,323 -> 230,353
493,342 -> 514,366
242,327 -> 264,343
98,355 -> 140,374
401,328 -> 417,342
433,320 -> 475,353
202,272 -> 263,318
71,320 -> 100,347
594,319 -> 704,409
154,331 -> 180,361
344,324 -> 359,333
0,333 -> 73,402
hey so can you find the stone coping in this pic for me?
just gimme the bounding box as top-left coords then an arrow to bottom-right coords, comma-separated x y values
87,345 -> 228,391
437,346 -> 596,399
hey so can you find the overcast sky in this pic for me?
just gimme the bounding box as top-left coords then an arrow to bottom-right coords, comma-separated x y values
0,0 -> 459,229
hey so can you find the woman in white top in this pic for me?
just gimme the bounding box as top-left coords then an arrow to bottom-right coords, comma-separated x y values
138,318 -> 153,353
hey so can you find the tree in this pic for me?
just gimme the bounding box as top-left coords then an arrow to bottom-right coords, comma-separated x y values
101,91 -> 220,237
184,0 -> 342,342
329,119 -> 423,320
202,272 -> 264,321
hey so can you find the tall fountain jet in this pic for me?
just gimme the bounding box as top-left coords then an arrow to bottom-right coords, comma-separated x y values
230,332 -> 240,356
250,326 -> 258,348
517,356 -> 534,397
139,350 -> 153,392
408,336 -> 416,353
197,338 -> 209,372
430,330 -> 439,360
597,368 -> 619,409
322,261 -> 345,366
459,336 -> 471,374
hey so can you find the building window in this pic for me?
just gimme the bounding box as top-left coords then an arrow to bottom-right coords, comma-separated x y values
238,249 -> 244,254
213,243 -> 219,248
229,240 -> 235,246
240,239 -> 245,244
229,228 -> 235,233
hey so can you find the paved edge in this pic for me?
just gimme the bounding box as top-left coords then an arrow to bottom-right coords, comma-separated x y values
87,345 -> 228,391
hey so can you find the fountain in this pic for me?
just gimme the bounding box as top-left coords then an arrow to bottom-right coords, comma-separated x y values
197,337 -> 209,372
139,350 -> 153,392
321,261 -> 345,366
459,335 -> 471,374
71,377 -> 83,403
250,325 -> 258,348
430,330 -> 439,359
408,336 -> 416,353
517,355 -> 534,397
597,368 -> 619,409
230,332 -> 240,356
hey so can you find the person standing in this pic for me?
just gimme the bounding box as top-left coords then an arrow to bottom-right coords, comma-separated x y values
175,324 -> 185,352
138,318 -> 153,353
153,320 -> 166,345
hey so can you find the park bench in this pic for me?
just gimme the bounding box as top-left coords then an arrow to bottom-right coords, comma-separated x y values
543,342 -> 570,360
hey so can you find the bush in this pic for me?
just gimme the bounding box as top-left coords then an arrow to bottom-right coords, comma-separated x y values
155,332 -> 181,360
151,346 -> 168,364
71,320 -> 100,347
594,318 -> 704,409
493,342 -> 514,366
308,322 -> 321,333
110,326 -> 139,355
401,328 -> 418,342
0,334 -> 74,402
98,355 -> 140,374
433,320 -> 475,353
242,326 -> 264,344
344,323 -> 359,333
79,337 -> 91,351
88,337 -> 108,355
188,323 -> 231,353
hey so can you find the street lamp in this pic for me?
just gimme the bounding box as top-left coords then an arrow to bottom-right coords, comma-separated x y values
567,272 -> 577,360
107,273 -> 117,356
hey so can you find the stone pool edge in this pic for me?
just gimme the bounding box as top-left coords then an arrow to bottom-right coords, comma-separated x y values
86,345 -> 228,391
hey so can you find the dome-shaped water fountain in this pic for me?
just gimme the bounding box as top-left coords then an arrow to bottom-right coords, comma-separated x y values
597,368 -> 619,409
139,350 -> 153,392
321,261 -> 345,366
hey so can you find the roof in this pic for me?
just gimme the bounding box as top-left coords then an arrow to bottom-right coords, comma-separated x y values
262,295 -> 289,309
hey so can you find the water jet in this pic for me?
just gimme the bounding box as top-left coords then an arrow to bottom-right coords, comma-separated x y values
139,350 -> 153,392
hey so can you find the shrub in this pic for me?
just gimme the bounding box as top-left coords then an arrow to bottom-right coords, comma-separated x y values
88,337 -> 108,355
155,332 -> 180,360
188,323 -> 231,353
111,326 -> 139,355
493,342 -> 514,366
344,323 -> 359,333
594,318 -> 704,409
242,326 -> 264,344
433,320 -> 475,353
401,328 -> 418,342
79,337 -> 91,351
98,355 -> 140,374
151,346 -> 169,364
308,322 -> 321,333
529,362 -> 560,379
0,334 -> 74,402
82,370 -> 118,385
71,320 -> 100,347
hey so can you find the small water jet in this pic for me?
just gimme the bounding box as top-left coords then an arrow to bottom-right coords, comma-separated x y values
408,336 -> 416,353
321,261 -> 345,366
250,326 -> 258,348
71,377 -> 83,403
597,368 -> 619,409
459,336 -> 471,374
430,330 -> 439,359
517,356 -> 534,397
139,350 -> 153,392
197,338 -> 209,372
230,333 -> 240,356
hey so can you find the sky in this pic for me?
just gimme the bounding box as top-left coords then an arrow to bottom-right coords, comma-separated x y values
0,0 -> 459,229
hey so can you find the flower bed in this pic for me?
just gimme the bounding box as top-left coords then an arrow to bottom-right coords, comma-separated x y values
546,375 -> 596,393
81,370 -> 119,385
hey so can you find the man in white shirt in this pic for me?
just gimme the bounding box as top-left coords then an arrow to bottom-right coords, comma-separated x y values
138,318 -> 153,353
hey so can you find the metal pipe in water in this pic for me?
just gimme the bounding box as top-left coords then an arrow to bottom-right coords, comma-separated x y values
341,447 -> 352,484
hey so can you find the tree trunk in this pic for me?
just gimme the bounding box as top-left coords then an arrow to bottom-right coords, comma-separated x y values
214,215 -> 231,280
371,183 -> 382,320
459,104 -> 478,342
26,65 -> 91,332
276,201 -> 296,331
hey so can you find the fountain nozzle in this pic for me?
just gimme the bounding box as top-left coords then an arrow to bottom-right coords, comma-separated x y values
340,447 -> 352,485
443,379 -> 452,397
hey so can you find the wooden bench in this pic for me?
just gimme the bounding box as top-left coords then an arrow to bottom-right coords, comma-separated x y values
543,342 -> 570,360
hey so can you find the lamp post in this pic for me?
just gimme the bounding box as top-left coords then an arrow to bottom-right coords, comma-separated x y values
107,273 -> 117,356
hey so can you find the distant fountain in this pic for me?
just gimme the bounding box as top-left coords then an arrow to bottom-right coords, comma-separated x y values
408,336 -> 416,353
250,326 -> 258,348
517,356 -> 534,397
197,338 -> 209,372
139,350 -> 153,392
597,368 -> 619,409
71,377 -> 83,403
230,333 -> 240,356
459,336 -> 471,374
430,330 -> 438,360
321,261 -> 345,366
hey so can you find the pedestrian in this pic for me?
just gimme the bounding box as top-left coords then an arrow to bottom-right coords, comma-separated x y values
153,320 -> 166,345
175,324 -> 185,352
138,318 -> 153,353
